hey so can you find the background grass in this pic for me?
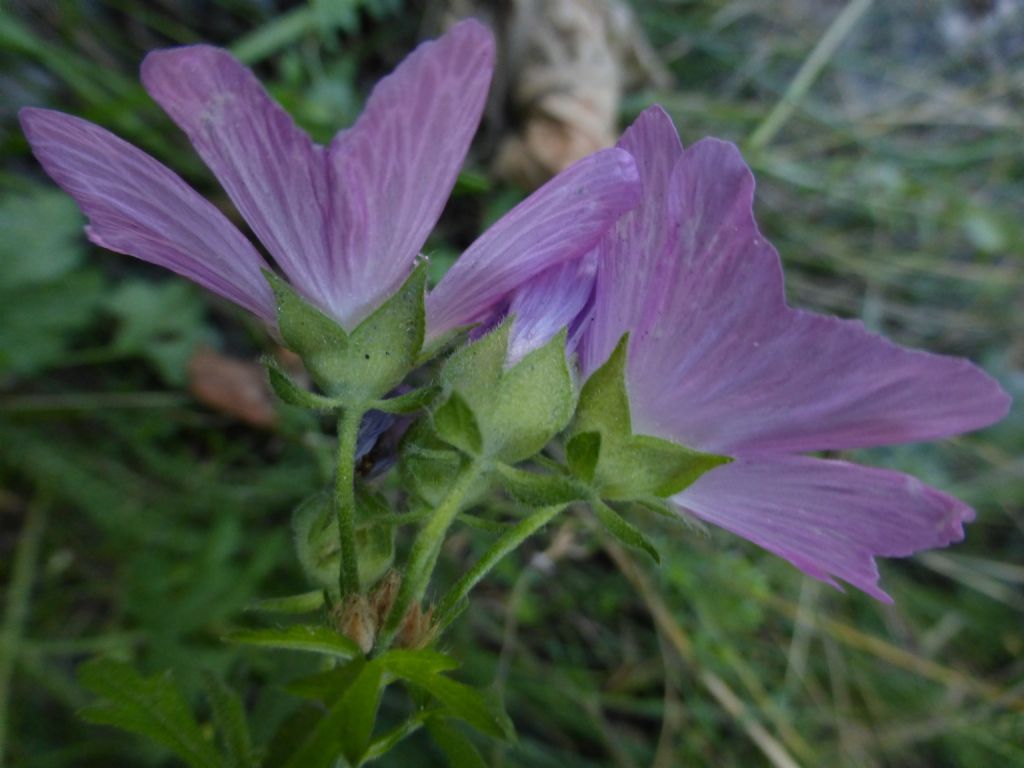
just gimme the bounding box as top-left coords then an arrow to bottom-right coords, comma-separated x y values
1,0 -> 1022,765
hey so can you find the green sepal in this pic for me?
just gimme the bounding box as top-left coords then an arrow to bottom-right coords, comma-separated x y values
440,323 -> 575,464
265,270 -> 350,391
493,464 -> 582,507
292,489 -> 395,596
264,357 -> 340,410
591,499 -> 660,563
372,385 -> 440,414
399,420 -> 469,509
573,334 -> 730,500
434,392 -> 483,455
266,264 -> 426,401
565,431 -> 600,483
344,262 -> 427,400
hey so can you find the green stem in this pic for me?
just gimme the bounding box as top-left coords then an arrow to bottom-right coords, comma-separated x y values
376,459 -> 487,651
433,504 -> 566,635
0,497 -> 48,763
335,405 -> 366,597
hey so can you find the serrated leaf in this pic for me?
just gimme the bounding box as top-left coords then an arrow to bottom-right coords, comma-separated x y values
364,712 -> 430,762
427,718 -> 488,768
202,673 -> 257,768
433,392 -> 483,455
224,625 -> 360,660
284,659 -> 385,768
285,661 -> 366,703
591,499 -> 660,563
77,658 -> 220,768
380,657 -> 514,741
378,648 -> 461,677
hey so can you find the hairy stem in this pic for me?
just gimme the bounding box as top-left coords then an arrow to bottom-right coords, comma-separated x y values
375,459 -> 487,651
336,405 -> 366,597
433,504 -> 566,635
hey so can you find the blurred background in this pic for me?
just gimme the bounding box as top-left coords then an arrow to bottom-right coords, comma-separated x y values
1,0 -> 1022,765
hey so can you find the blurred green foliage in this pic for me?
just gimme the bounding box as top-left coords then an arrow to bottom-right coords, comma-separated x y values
1,0 -> 1021,766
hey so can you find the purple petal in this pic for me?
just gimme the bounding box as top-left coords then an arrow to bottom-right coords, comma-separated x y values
19,108 -> 275,321
141,46 -> 336,321
506,252 -> 597,365
610,138 -> 1010,453
579,105 -> 683,375
326,19 -> 494,327
426,147 -> 641,341
674,455 -> 975,601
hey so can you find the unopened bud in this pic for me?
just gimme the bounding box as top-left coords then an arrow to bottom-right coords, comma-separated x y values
397,603 -> 435,650
333,594 -> 376,654
370,570 -> 401,627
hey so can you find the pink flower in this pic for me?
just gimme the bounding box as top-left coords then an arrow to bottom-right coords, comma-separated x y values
20,20 -> 639,336
577,106 -> 1011,601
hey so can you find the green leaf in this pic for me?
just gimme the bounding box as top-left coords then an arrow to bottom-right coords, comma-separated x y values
285,661 -> 366,703
77,658 -> 220,768
493,464 -> 581,507
224,625 -> 361,660
380,654 -> 514,741
363,712 -> 430,762
572,334 -> 729,500
378,648 -> 461,677
433,392 -> 483,455
440,324 -> 575,463
284,659 -> 385,768
591,499 -> 660,564
201,673 -> 258,768
427,718 -> 488,768
246,590 -> 325,615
